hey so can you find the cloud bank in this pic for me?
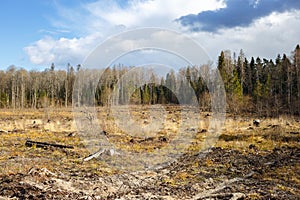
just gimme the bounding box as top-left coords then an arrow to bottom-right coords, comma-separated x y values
178,0 -> 300,32
24,0 -> 300,68
24,0 -> 223,66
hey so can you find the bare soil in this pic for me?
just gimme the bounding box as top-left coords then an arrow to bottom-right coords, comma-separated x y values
0,106 -> 299,199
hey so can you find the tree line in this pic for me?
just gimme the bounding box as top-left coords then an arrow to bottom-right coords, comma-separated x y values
218,45 -> 300,116
0,45 -> 299,116
0,63 -> 77,109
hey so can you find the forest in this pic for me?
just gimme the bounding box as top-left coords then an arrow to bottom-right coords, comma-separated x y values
0,44 -> 299,117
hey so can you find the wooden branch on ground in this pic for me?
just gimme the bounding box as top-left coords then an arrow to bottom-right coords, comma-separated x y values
83,149 -> 106,161
83,148 -> 119,161
191,172 -> 255,200
191,177 -> 243,200
25,140 -> 74,149
192,192 -> 245,200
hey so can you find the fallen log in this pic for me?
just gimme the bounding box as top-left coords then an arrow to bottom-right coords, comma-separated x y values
25,140 -> 74,149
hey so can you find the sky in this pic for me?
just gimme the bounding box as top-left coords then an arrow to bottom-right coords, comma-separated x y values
0,0 -> 300,70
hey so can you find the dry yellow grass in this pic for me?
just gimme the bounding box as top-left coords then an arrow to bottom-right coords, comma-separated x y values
0,106 -> 299,199
0,106 -> 299,179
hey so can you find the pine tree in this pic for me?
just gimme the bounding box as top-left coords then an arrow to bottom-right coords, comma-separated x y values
243,58 -> 252,95
218,51 -> 227,84
282,54 -> 292,112
293,45 -> 300,114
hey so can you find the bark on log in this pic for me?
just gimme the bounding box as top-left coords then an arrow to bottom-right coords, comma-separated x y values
25,140 -> 74,149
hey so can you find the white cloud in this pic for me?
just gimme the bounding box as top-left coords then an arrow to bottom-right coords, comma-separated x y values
189,10 -> 300,62
83,28 -> 211,69
25,0 -> 224,66
24,33 -> 103,66
85,0 -> 225,28
24,0 -> 300,68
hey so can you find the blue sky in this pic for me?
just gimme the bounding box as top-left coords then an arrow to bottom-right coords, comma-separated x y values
0,1 -> 50,69
0,0 -> 300,70
0,0 -> 94,69
0,0 -> 69,69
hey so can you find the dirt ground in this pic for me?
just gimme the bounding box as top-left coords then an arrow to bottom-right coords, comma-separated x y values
0,106 -> 299,199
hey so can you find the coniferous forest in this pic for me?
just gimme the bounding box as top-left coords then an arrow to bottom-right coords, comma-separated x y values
0,45 -> 299,117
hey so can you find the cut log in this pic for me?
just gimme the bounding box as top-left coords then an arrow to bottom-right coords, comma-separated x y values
253,119 -> 260,127
25,140 -> 74,149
